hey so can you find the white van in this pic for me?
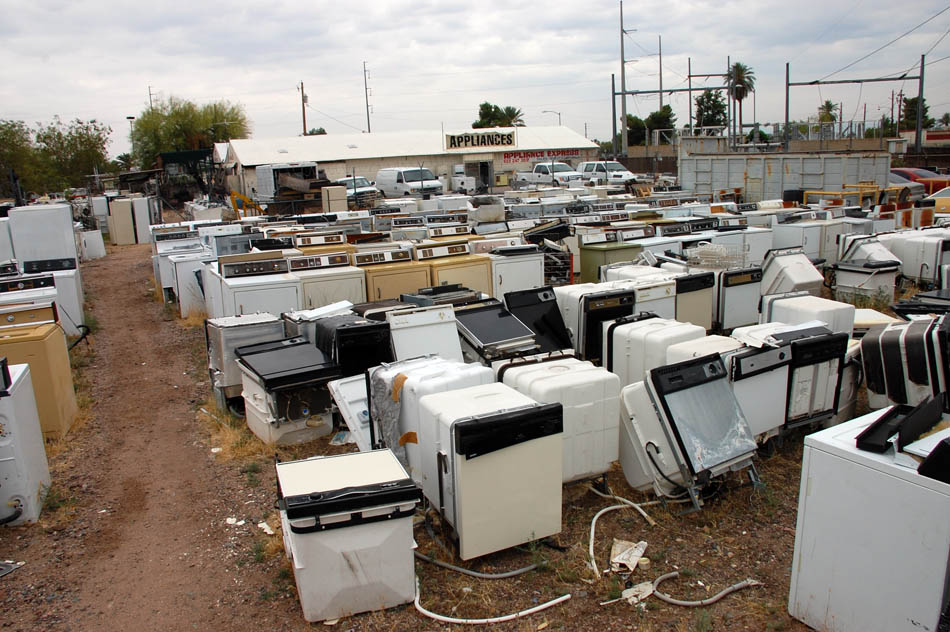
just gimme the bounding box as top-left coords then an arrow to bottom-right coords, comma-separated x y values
576,161 -> 638,186
375,167 -> 444,197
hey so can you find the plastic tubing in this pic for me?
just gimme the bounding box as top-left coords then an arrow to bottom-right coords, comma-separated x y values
588,504 -> 627,577
413,577 -> 571,625
587,485 -> 656,526
414,551 -> 536,579
651,571 -> 762,607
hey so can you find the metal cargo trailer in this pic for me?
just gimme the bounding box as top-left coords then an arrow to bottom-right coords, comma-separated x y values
679,153 -> 890,203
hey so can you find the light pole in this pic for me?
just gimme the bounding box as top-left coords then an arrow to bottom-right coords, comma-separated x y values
126,116 -> 135,166
542,110 -> 562,125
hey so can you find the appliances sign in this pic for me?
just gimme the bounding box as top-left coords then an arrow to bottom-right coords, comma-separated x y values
445,131 -> 516,151
503,149 -> 581,164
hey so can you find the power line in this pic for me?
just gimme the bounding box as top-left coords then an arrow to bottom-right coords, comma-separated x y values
789,0 -> 866,63
820,5 -> 950,80
304,103 -> 363,132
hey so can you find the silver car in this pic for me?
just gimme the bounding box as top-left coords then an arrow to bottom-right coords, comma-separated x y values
888,172 -> 926,202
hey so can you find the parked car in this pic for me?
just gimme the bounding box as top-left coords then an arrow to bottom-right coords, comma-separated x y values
890,167 -> 950,195
577,160 -> 638,186
334,175 -> 381,208
375,167 -> 444,197
515,162 -> 583,186
888,172 -> 926,202
926,186 -> 950,213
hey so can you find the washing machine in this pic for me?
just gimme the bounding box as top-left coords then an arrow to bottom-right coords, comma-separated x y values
20,261 -> 85,335
0,361 -> 49,525
169,251 -> 216,318
218,256 -> 302,317
0,323 -> 77,441
289,253 -> 366,310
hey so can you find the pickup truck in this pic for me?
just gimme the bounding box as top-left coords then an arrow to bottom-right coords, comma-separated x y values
515,162 -> 584,186
576,160 -> 638,186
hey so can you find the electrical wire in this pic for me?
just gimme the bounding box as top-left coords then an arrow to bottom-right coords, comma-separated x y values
414,577 -> 570,625
414,551 -> 536,579
651,571 -> 762,607
820,6 -> 950,81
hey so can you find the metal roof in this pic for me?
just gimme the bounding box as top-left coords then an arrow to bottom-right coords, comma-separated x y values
227,126 -> 598,167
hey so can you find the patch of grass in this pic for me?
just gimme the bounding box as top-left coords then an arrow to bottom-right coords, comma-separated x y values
241,461 -> 263,486
197,398 -> 272,462
606,575 -> 623,600
836,288 -> 893,312
82,311 -> 101,334
526,537 -> 550,572
251,539 -> 266,563
39,483 -> 80,527
766,619 -> 789,631
178,310 -> 208,329
692,609 -> 713,632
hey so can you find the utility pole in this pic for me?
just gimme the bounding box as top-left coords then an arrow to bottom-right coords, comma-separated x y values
584,122 -> 588,138
363,62 -> 372,133
687,57 -> 692,134
658,35 -> 663,109
915,54 -> 925,154
727,56 -> 732,148
611,73 -> 618,155
891,90 -> 895,135
148,85 -> 154,109
619,1 -> 628,155
897,89 -> 904,136
839,102 -> 843,138
784,62 -> 790,151
299,81 -> 307,135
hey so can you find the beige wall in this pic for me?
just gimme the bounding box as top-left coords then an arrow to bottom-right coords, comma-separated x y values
626,145 -> 677,158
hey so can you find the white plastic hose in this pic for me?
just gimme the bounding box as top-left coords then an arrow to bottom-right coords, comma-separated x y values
413,577 -> 571,625
588,504 -> 627,577
587,485 -> 656,526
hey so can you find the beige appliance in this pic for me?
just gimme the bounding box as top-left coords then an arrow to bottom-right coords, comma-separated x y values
0,323 -> 77,441
108,198 -> 137,245
355,249 -> 431,301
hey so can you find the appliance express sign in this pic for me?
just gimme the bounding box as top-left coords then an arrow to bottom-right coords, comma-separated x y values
445,131 -> 516,151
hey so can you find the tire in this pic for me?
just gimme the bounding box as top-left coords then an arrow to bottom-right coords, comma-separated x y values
899,187 -> 910,203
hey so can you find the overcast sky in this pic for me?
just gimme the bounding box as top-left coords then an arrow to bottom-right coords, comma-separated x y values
3,0 -> 949,158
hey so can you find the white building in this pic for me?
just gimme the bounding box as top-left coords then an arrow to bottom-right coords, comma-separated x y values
224,126 -> 599,199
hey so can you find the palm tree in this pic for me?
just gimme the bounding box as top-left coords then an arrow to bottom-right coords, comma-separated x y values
498,106 -> 525,127
728,63 -> 755,137
818,100 -> 838,123
940,112 -> 950,129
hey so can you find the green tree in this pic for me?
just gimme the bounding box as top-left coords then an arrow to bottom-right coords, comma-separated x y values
114,153 -> 133,170
865,116 -> 897,138
130,96 -> 249,169
306,127 -> 327,135
645,106 -> 676,143
818,100 -> 838,123
901,96 -> 935,131
625,114 -> 646,146
0,120 -> 38,197
940,112 -> 950,128
728,62 -> 755,134
472,102 -> 525,128
694,90 -> 727,132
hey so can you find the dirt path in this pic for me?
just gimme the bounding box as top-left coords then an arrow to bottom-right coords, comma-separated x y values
0,245 -> 300,631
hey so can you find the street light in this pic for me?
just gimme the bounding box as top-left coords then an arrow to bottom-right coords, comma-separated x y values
542,110 -> 562,126
126,116 -> 135,164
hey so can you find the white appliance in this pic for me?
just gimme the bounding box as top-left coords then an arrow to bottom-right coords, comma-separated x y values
79,230 -> 106,260
218,258 -> 301,318
734,322 -> 848,428
90,196 -> 109,231
478,247 -> 544,299
0,362 -> 49,525
131,197 -> 152,243
386,305 -> 463,362
365,357 -> 494,481
877,231 -> 949,284
709,227 -> 773,266
170,251 -> 216,318
717,267 -> 762,331
276,450 -> 421,622
498,355 -> 621,483
603,315 -> 706,388
417,382 -> 563,559
860,317 -> 948,410
771,221 -> 823,260
831,338 -> 863,425
197,223 -> 244,246
0,219 -> 14,261
760,248 -> 824,297
205,313 -> 286,405
760,294 -> 855,338
788,411 -> 950,632
666,335 -> 791,443
618,355 -> 758,510
0,275 -> 70,329
554,282 -> 637,364
289,254 -> 366,310
8,204 -> 78,262
237,338 -> 341,445
622,277 -> 676,319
